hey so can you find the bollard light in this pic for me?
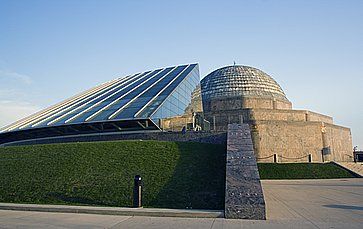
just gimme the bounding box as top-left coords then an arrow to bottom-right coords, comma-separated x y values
273,154 -> 278,163
133,175 -> 142,208
308,154 -> 312,163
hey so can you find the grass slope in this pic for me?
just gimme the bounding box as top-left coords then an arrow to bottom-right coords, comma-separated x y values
258,163 -> 356,179
0,141 -> 356,209
0,141 -> 226,210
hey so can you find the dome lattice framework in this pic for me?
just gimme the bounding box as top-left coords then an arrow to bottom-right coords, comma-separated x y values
201,65 -> 289,102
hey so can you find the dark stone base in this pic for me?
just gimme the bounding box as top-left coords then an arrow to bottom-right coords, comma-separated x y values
224,123 -> 266,220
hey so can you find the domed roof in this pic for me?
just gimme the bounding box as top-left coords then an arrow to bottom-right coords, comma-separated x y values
201,65 -> 289,101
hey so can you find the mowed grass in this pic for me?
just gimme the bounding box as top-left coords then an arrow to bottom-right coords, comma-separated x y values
258,163 -> 357,179
0,140 -> 356,210
0,141 -> 226,210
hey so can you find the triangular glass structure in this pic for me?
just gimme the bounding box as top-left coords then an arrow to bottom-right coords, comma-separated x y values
0,64 -> 200,144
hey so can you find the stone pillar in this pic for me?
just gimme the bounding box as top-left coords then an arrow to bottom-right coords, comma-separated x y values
305,111 -> 310,121
272,99 -> 277,109
213,115 -> 216,131
239,114 -> 243,124
321,123 -> 331,162
225,123 -> 266,220
250,124 -> 261,158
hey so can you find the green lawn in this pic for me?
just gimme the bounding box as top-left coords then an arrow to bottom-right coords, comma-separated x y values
258,163 -> 356,179
0,141 -> 226,210
0,140 -> 356,209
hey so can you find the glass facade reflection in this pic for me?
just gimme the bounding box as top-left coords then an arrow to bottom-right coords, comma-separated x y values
0,64 -> 200,133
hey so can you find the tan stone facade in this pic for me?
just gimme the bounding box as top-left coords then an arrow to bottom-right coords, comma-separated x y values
203,96 -> 292,112
160,115 -> 194,131
202,96 -> 353,163
162,87 -> 353,163
250,120 -> 352,163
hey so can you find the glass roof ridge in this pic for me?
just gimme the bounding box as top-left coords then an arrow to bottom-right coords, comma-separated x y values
84,68 -> 169,122
149,64 -> 198,118
107,66 -> 182,120
48,71 -> 150,125
133,65 -> 192,118
28,75 -> 129,129
8,77 -> 121,131
64,71 -> 158,124
136,64 -> 195,118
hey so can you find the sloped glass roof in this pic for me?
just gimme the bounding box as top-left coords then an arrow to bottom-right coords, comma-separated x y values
0,63 -> 199,134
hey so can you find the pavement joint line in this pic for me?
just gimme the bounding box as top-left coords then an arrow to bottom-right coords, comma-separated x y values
209,218 -> 216,229
266,189 -> 298,219
5,210 -> 40,220
273,189 -> 320,229
0,203 -> 224,219
109,215 -> 134,228
323,186 -> 363,197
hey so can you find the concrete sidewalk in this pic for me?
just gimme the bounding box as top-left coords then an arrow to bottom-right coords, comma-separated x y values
262,178 -> 363,223
0,178 -> 362,228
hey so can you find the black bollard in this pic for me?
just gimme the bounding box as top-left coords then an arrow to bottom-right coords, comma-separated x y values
273,154 -> 278,163
308,154 -> 312,163
133,175 -> 142,208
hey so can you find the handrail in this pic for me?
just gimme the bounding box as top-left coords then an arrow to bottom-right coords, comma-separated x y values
279,154 -> 310,160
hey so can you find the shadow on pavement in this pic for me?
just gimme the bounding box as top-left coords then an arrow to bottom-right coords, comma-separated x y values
323,204 -> 363,211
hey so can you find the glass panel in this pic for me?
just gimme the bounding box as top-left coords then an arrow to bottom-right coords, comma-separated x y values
64,70 -> 161,124
136,65 -> 195,118
111,65 -> 187,120
89,67 -> 174,121
30,78 -> 131,127
148,64 -> 199,123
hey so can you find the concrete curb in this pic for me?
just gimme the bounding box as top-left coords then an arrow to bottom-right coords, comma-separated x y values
0,203 -> 224,218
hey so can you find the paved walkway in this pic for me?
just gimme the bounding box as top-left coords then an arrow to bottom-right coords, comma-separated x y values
0,179 -> 362,228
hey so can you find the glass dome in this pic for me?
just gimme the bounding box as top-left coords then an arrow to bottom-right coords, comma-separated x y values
201,65 -> 289,102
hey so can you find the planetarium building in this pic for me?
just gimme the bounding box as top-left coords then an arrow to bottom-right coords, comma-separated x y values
200,65 -> 352,162
0,63 -> 353,162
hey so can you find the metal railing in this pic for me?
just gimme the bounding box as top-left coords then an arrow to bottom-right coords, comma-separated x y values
257,153 -> 312,163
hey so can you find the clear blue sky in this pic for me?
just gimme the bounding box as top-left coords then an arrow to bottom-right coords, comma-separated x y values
0,0 -> 362,149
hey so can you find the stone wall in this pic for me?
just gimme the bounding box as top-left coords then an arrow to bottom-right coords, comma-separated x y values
203,96 -> 292,113
200,105 -> 351,163
251,109 -> 307,122
306,111 -> 333,123
242,97 -> 292,110
160,115 -> 193,131
252,120 -> 353,163
325,123 -> 353,162
250,109 -> 333,124
204,108 -> 333,132
252,121 -> 324,162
